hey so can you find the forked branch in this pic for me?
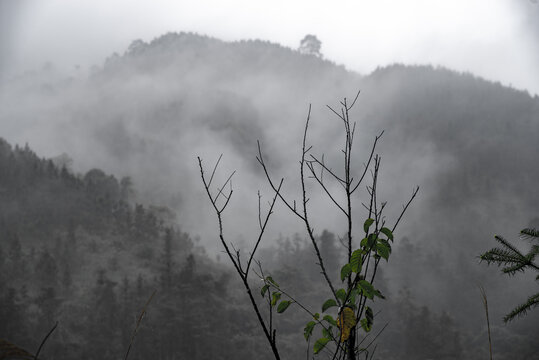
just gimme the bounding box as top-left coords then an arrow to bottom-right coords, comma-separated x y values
198,155 -> 283,360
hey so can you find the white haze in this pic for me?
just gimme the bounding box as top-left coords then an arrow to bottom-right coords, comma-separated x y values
1,0 -> 539,95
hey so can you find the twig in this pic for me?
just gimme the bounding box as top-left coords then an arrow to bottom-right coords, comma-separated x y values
356,322 -> 388,353
306,161 -> 347,216
207,153 -> 223,188
257,107 -> 339,302
34,321 -> 58,360
391,186 -> 420,233
124,290 -> 157,360
199,155 -> 282,360
350,131 -> 383,194
309,155 -> 346,185
479,285 -> 493,360
246,179 -> 283,274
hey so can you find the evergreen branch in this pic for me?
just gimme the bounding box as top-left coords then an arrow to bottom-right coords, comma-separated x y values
494,235 -> 525,257
479,248 -> 524,266
503,292 -> 539,323
501,261 -> 528,275
482,228 -> 539,322
520,228 -> 539,240
528,245 -> 539,260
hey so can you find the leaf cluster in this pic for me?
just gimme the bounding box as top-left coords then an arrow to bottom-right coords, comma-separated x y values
302,219 -> 392,355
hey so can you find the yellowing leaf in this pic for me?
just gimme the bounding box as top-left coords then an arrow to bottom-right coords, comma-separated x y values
336,307 -> 356,342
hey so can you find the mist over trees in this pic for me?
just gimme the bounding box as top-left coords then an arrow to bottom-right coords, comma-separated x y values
0,32 -> 538,358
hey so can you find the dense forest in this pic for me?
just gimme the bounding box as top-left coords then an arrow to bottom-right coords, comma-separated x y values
1,32 -> 538,359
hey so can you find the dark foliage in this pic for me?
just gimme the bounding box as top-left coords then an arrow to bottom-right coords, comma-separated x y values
0,139 -> 270,360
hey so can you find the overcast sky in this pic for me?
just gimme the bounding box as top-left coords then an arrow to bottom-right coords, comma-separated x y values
1,0 -> 538,94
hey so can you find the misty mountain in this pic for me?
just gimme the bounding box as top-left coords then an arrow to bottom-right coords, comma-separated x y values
1,32 -> 538,358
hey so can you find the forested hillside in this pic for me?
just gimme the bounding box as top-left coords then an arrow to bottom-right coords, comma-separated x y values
1,32 -> 538,359
0,139 -> 272,359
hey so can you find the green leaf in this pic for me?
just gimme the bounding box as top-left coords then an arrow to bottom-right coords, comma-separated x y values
340,263 -> 352,281
376,242 -> 390,261
358,280 -> 375,299
360,318 -> 372,332
367,234 -> 378,248
322,298 -> 338,312
261,284 -> 270,297
313,312 -> 320,320
277,300 -> 292,313
336,288 -> 347,303
323,314 -> 337,326
271,292 -> 281,306
350,249 -> 363,273
313,337 -> 330,354
361,306 -> 374,332
380,227 -> 394,241
266,276 -> 279,287
349,289 -> 357,306
365,306 -> 373,321
322,326 -> 333,339
379,238 -> 392,251
304,321 -> 316,341
364,218 -> 374,233
373,289 -> 385,299
361,235 -> 377,249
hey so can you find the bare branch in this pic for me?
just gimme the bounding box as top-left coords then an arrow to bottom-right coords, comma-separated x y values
199,155 -> 281,360
298,107 -> 339,302
207,153 -> 223,188
327,104 -> 345,121
246,179 -> 284,274
257,141 -> 306,222
348,90 -> 361,110
351,131 -> 384,194
392,186 -> 420,233
35,321 -> 58,360
215,170 -> 236,204
258,191 -> 263,230
309,155 -> 346,185
306,161 -> 348,216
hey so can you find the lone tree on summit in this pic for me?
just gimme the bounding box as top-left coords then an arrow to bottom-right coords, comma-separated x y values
299,34 -> 322,57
